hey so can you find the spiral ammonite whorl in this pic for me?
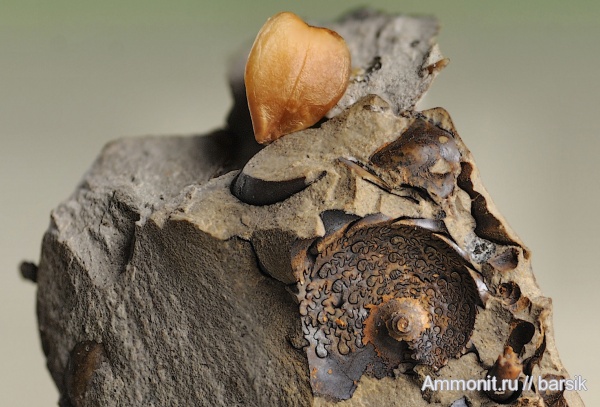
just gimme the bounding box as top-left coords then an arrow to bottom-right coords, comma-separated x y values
292,214 -> 480,400
380,297 -> 430,342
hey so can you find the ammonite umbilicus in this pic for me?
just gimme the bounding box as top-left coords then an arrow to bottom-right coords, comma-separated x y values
291,213 -> 480,400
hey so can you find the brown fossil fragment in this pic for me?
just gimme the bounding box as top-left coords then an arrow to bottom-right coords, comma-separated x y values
63,341 -> 105,407
539,374 -> 569,407
497,281 -> 532,312
456,161 -> 521,247
245,12 -> 351,144
498,281 -> 522,305
485,346 -> 523,403
292,214 -> 480,400
369,117 -> 461,199
481,321 -> 535,404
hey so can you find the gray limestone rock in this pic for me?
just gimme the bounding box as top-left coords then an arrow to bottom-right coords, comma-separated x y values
327,8 -> 445,117
39,135 -> 312,406
32,8 -> 583,407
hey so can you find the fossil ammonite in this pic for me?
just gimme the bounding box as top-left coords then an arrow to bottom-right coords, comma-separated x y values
291,213 -> 481,400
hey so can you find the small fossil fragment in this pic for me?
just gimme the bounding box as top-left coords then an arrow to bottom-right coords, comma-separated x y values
498,282 -> 522,306
336,113 -> 463,204
63,341 -> 105,407
292,214 -> 480,400
245,12 -> 351,144
497,281 -> 532,312
369,117 -> 461,199
485,346 -> 523,403
539,374 -> 569,406
230,170 -> 326,206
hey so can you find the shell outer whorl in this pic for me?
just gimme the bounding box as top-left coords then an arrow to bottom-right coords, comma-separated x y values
292,215 -> 480,400
369,118 -> 461,199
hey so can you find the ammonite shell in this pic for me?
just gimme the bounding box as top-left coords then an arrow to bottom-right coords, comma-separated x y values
369,117 -> 461,199
292,214 -> 480,400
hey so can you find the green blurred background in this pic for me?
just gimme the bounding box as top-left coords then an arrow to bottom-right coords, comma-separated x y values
1,1 -> 598,405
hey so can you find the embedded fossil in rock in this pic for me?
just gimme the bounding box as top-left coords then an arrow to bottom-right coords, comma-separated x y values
230,170 -> 327,207
368,116 -> 462,200
485,346 -> 524,403
228,99 -> 581,405
63,341 -> 106,407
291,213 -> 481,400
337,114 -> 462,202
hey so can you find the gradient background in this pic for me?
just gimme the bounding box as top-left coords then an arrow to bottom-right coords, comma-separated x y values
1,1 -> 598,405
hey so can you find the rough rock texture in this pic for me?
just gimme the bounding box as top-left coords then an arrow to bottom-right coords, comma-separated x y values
38,135 -> 312,406
33,9 -> 583,407
327,8 -> 444,116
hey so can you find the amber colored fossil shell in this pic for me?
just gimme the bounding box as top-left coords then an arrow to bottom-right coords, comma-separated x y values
485,346 -> 524,403
490,346 -> 523,382
245,12 -> 351,144
292,214 -> 480,400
